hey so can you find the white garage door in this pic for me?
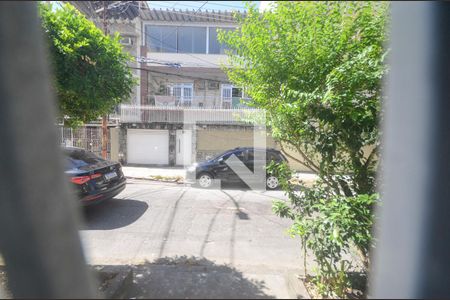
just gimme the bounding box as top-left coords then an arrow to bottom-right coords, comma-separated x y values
127,129 -> 169,165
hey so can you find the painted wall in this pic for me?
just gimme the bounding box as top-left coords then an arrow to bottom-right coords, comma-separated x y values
195,126 -> 311,172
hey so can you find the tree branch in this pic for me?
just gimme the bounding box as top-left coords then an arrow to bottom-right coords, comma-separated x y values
294,144 -> 321,173
279,142 -> 319,174
363,145 -> 379,169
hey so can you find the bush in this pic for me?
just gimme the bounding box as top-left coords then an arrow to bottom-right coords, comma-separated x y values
220,2 -> 389,296
271,162 -> 378,297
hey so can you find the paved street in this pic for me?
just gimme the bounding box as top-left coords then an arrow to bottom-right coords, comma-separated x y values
79,179 -> 309,298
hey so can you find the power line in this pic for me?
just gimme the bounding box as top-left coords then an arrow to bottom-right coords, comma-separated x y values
125,21 -> 222,67
100,9 -> 225,68
126,3 -> 237,22
75,2 -> 232,69
148,1 -> 205,10
148,1 -> 237,11
147,1 -> 247,13
93,2 -> 232,68
78,2 -> 223,68
193,1 -> 248,10
169,2 -> 179,9
157,1 -> 208,43
133,65 -> 229,106
129,66 -> 228,83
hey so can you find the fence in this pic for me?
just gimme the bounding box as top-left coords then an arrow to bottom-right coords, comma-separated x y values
57,125 -> 111,159
119,104 -> 265,125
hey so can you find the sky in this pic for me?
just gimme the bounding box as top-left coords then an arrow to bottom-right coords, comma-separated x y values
145,1 -> 260,12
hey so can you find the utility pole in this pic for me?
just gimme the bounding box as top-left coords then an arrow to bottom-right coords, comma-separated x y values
101,1 -> 108,159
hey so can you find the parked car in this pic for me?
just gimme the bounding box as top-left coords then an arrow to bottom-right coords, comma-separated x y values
62,147 -> 126,205
186,147 -> 287,190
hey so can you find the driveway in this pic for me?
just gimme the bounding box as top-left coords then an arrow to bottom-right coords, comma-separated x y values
79,179 -> 309,298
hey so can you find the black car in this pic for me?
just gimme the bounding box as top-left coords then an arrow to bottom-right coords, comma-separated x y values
186,147 -> 287,190
62,147 -> 126,205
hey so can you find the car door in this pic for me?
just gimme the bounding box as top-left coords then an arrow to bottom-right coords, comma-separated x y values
245,149 -> 266,183
214,149 -> 246,182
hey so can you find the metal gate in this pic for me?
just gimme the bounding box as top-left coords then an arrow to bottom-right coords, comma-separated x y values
57,125 -> 111,159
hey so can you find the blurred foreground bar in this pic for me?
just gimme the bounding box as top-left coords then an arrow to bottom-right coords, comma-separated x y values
371,2 -> 450,298
0,2 -> 96,298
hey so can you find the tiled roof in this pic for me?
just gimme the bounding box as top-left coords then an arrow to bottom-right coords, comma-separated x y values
139,8 -> 241,24
68,1 -> 144,20
68,1 -> 242,23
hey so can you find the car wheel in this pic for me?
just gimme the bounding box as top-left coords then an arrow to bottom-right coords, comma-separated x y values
266,175 -> 279,190
198,173 -> 213,188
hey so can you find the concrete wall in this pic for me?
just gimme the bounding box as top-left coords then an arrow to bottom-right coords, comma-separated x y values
118,123 -> 321,172
195,125 -> 311,171
108,20 -> 141,105
278,143 -> 315,173
277,143 -> 378,173
110,127 -> 120,162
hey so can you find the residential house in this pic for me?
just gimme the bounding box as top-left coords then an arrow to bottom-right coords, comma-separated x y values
70,2 -> 305,171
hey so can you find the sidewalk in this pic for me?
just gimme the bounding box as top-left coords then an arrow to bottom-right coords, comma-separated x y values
122,165 -> 319,184
122,166 -> 186,180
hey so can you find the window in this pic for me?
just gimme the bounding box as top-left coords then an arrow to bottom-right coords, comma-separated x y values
63,149 -> 103,169
247,150 -> 254,161
221,84 -> 232,108
171,83 -> 193,106
249,150 -> 267,162
235,150 -> 245,162
178,26 -> 206,53
209,27 -> 233,54
222,84 -> 243,108
145,25 -> 206,54
145,25 -> 235,54
222,150 -> 245,162
146,25 -> 177,53
195,80 -> 206,90
232,87 -> 242,98
208,81 -> 219,89
119,36 -> 133,46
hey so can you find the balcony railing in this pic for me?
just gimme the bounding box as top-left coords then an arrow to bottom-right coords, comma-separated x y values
151,95 -> 252,109
119,104 -> 265,125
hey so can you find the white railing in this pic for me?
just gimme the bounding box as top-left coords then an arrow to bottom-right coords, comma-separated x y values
119,104 -> 265,125
152,95 -> 252,108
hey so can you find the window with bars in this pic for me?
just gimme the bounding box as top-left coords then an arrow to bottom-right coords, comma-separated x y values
171,83 -> 194,106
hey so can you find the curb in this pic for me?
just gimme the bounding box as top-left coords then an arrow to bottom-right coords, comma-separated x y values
95,265 -> 134,299
286,271 -> 310,299
125,176 -> 185,184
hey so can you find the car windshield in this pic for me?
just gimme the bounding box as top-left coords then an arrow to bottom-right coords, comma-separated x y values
211,150 -> 233,161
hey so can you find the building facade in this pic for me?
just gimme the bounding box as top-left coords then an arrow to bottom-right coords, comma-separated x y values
138,8 -> 247,109
69,2 -> 307,171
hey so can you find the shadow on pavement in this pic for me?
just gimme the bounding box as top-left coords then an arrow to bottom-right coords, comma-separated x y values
127,256 -> 275,299
81,198 -> 148,230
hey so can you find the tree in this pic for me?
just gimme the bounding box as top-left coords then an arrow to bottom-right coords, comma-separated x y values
220,2 -> 389,296
39,3 -> 135,126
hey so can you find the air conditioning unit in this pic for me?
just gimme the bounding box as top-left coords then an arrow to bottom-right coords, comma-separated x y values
120,36 -> 133,46
208,81 -> 219,90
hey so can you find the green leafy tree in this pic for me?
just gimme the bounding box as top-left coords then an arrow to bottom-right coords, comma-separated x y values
220,1 -> 389,296
39,3 -> 135,126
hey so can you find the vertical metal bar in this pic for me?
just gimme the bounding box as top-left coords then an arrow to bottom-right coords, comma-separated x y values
371,2 -> 450,298
0,2 -> 96,298
101,1 -> 109,159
